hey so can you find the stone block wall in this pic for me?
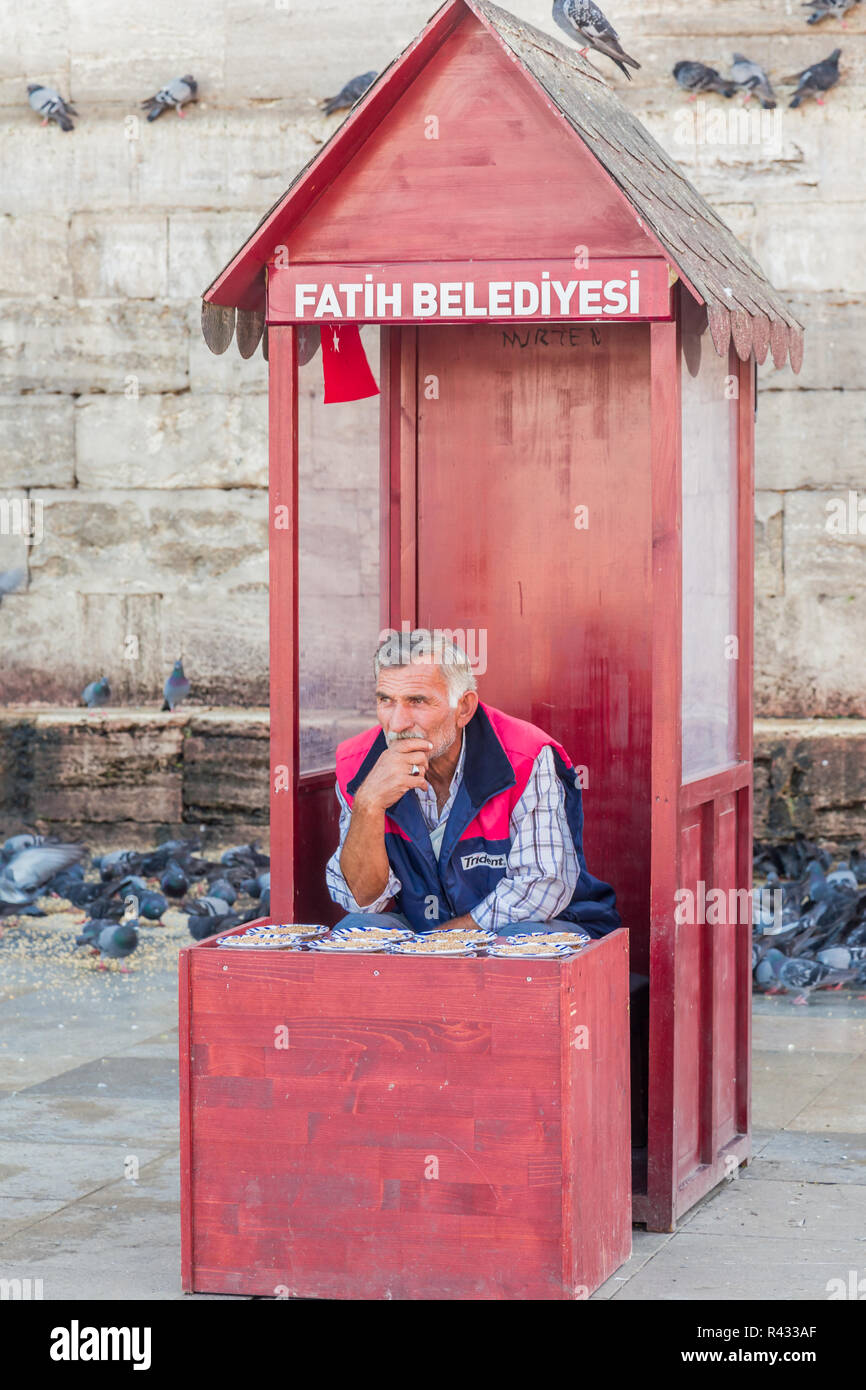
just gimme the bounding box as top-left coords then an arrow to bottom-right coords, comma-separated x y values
1,0 -> 864,837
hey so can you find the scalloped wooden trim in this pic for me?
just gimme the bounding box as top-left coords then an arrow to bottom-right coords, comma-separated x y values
730,309 -> 753,362
201,301 -> 236,355
236,308 -> 264,360
297,324 -> 321,366
707,303 -> 731,358
789,325 -> 804,375
769,318 -> 789,370
751,313 -> 770,365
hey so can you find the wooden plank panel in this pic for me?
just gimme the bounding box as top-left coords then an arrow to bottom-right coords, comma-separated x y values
646,317 -> 682,1230
268,325 -> 299,922
178,948 -> 194,1291
675,811 -> 702,1182
561,927 -> 631,1296
413,322 -> 653,959
186,935 -> 629,1298
294,773 -> 342,926
714,793 -> 739,1146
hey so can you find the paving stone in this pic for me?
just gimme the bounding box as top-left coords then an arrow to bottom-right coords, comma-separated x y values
608,1232 -> 866,1300
744,1130 -> 866,1185
684,1175 -> 866,1240
751,1049 -> 861,1131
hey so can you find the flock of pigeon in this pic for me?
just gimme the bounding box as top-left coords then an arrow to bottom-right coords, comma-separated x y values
0,832 -> 271,969
25,68 -> 379,133
25,0 -> 856,133
82,659 -> 191,713
553,0 -> 848,105
753,834 -> 866,1004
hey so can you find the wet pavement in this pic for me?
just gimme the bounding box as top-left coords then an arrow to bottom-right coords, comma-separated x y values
1,908 -> 864,1301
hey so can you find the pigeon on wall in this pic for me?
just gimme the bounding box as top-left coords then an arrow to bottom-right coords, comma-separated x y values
785,49 -> 842,105
141,75 -> 198,121
82,676 -> 111,708
162,658 -> 190,711
731,54 -> 777,107
802,0 -> 860,24
27,84 -> 78,130
320,71 -> 377,116
552,0 -> 640,79
673,61 -> 738,98
0,568 -> 25,605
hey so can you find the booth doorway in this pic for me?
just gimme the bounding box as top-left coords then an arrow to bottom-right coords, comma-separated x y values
382,319 -> 655,1170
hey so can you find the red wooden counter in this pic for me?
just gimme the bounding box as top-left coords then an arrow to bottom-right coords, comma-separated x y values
179,927 -> 631,1300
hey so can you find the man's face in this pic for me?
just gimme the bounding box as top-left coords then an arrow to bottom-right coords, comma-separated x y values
375,660 -> 475,759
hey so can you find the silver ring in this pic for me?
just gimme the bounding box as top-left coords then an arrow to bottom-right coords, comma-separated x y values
410,763 -> 420,776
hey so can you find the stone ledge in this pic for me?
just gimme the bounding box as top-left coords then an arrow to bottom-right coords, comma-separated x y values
3,710 -> 861,851
754,718 -> 866,849
0,706 -> 369,848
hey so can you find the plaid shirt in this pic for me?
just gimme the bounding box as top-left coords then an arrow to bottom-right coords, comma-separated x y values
326,736 -> 579,930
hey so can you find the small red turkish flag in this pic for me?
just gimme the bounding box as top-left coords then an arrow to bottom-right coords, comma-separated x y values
320,324 -> 380,404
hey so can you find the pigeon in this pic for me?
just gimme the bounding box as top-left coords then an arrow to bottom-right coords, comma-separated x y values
755,947 -> 789,990
731,53 -> 777,108
27,84 -> 78,131
141,75 -> 198,121
96,922 -> 139,971
74,918 -> 114,952
0,568 -> 25,605
82,676 -> 111,709
802,0 -> 860,24
320,70 -> 377,116
186,896 -> 233,941
162,658 -> 190,711
552,0 -> 640,80
140,837 -> 200,875
160,860 -> 190,898
2,831 -> 46,858
137,889 -> 168,921
673,61 -> 738,98
46,863 -> 85,896
207,878 -> 238,906
0,843 -> 87,915
221,842 -> 269,870
826,865 -> 859,892
96,849 -> 143,882
849,848 -> 866,884
817,944 -> 866,969
785,49 -> 842,106
240,870 -> 270,900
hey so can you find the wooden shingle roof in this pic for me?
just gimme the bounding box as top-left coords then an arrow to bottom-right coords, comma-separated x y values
202,0 -> 803,371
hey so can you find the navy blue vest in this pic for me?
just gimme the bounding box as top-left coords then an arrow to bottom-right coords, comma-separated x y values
337,703 -> 620,937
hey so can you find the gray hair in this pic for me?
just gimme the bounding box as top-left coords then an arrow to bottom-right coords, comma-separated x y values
374,628 -> 477,708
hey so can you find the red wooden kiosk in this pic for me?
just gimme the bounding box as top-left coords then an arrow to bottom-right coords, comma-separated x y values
180,0 -> 804,1296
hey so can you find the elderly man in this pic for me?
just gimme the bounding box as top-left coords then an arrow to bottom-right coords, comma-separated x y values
326,629 -> 619,936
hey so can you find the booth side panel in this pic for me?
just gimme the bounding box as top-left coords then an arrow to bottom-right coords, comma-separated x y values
561,930 -> 631,1297
735,354 -> 755,1142
643,320 -> 682,1232
179,948 -> 194,1292
268,324 -> 300,922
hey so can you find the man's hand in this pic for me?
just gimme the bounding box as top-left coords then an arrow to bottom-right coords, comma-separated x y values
340,738 -> 433,908
354,738 -> 434,813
